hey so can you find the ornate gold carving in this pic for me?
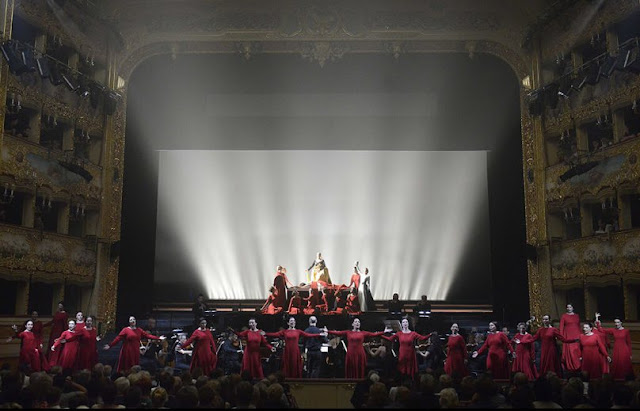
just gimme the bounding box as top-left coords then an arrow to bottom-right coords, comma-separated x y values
299,42 -> 349,67
98,257 -> 119,332
234,42 -> 263,60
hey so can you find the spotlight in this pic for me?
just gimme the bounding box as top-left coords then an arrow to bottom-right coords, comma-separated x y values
36,56 -> 50,78
570,70 -> 587,92
76,78 -> 90,97
599,54 -> 618,78
62,70 -> 79,91
624,46 -> 640,74
20,47 -> 36,72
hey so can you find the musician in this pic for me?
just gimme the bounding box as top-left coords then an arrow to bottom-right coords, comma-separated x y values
192,294 -> 208,327
387,293 -> 404,316
174,334 -> 192,373
141,317 -> 162,372
306,252 -> 331,284
221,333 -> 242,375
303,316 -> 328,378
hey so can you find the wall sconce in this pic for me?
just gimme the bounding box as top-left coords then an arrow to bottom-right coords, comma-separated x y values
6,92 -> 22,113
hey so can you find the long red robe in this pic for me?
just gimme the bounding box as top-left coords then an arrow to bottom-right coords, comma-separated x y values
382,331 -> 430,377
77,327 -> 98,371
445,334 -> 468,377
183,328 -> 218,375
46,311 -> 68,352
511,333 -> 537,380
31,321 -> 44,346
596,324 -> 633,380
288,296 -> 303,315
578,333 -> 608,379
328,330 -> 384,378
560,313 -> 581,372
477,332 -> 511,379
109,327 -> 160,373
265,329 -> 320,378
348,273 -> 360,290
15,331 -> 43,372
531,326 -> 568,376
592,327 -> 610,375
53,330 -> 82,371
261,294 -> 282,315
273,273 -> 288,309
345,294 -> 361,314
234,329 -> 273,380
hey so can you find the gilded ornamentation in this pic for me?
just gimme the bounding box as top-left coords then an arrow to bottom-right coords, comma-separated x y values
234,42 -> 263,60
300,42 -> 349,67
98,257 -> 119,332
386,41 -> 406,60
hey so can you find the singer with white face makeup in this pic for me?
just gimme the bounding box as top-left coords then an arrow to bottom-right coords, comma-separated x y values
595,313 -> 634,380
52,320 -> 83,372
6,320 -> 43,372
103,316 -> 165,373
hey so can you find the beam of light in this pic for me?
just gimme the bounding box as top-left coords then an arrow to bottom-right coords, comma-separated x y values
156,150 -> 490,300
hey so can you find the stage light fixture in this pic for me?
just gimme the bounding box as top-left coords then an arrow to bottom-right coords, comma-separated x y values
62,70 -> 79,91
36,56 -> 50,78
1,40 -> 28,75
89,83 -> 104,109
624,46 -> 640,74
599,54 -> 618,78
20,47 -> 36,72
570,70 -> 587,92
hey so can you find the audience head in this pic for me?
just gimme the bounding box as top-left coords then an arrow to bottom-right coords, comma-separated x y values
439,388 -> 459,409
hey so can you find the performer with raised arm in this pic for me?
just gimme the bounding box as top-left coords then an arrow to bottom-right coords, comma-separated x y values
103,316 -> 165,373
560,303 -> 581,374
592,313 -> 610,375
530,314 -> 576,377
230,318 -> 275,380
511,322 -> 537,381
324,318 -> 391,378
260,287 -> 283,315
380,317 -> 431,378
595,313 -> 633,380
444,323 -> 468,377
578,322 -> 611,380
44,302 -> 68,353
51,320 -> 82,372
182,318 -> 218,375
77,315 -> 100,371
264,317 -> 325,378
472,321 -> 512,379
6,321 -> 43,372
307,252 -> 330,284
360,268 -> 374,312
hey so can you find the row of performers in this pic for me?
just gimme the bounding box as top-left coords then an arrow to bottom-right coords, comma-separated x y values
262,263 -> 374,315
8,310 -> 632,383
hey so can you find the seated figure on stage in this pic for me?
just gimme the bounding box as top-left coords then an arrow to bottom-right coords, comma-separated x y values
288,291 -> 303,315
304,287 -> 323,315
345,288 -> 361,314
261,287 -> 283,315
307,252 -> 332,285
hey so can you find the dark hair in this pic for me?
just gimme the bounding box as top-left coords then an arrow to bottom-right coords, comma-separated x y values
177,385 -> 199,409
101,381 -> 118,405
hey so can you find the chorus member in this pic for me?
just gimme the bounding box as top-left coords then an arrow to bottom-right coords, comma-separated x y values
332,289 -> 347,314
77,315 -> 99,371
511,322 -> 537,380
192,294 -> 208,326
103,316 -> 165,373
303,287 -> 322,315
360,268 -> 374,312
325,318 -> 390,378
381,317 -> 431,377
261,287 -> 283,315
560,303 -> 581,373
592,313 -> 611,375
231,318 -> 275,380
578,323 -> 611,380
306,252 -> 330,284
472,321 -> 512,379
28,311 -> 44,346
595,314 -> 633,380
347,262 -> 361,291
273,266 -> 293,310
444,323 -> 468,377
45,302 -> 68,352
304,316 -> 327,378
531,314 -> 574,376
288,291 -> 303,315
265,317 -> 324,378
315,288 -> 332,313
345,287 -> 361,314
6,321 -> 43,372
74,311 -> 86,331
182,318 -> 218,375
51,320 -> 82,372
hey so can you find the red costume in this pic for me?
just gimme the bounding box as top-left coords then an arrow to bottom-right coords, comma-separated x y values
592,327 -> 610,375
382,331 -> 431,377
14,331 -> 43,372
303,289 -> 322,315
261,294 -> 282,315
53,330 -> 82,371
234,329 -> 272,380
327,330 -> 384,378
445,334 -> 468,377
265,329 -> 321,378
578,333 -> 608,379
560,313 -> 581,372
348,273 -> 360,290
510,333 -> 537,380
345,294 -> 361,314
476,332 -> 511,379
531,326 -> 568,376
46,311 -> 68,352
109,327 -> 161,372
77,327 -> 98,371
596,323 -> 633,380
273,272 -> 289,309
288,295 -> 303,315
31,321 -> 44,345
183,328 -> 218,375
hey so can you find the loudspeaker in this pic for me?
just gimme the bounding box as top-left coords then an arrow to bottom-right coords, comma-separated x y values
559,160 -> 599,182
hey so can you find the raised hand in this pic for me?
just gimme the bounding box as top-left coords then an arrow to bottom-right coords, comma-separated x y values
11,325 -> 18,332
51,346 -> 55,352
383,326 -> 393,333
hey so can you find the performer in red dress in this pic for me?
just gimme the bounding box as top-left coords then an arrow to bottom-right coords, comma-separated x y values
531,314 -> 574,377
472,322 -> 511,379
183,318 -> 218,375
77,316 -> 99,371
6,321 -> 43,372
261,287 -> 283,315
347,265 -> 361,292
45,302 -> 68,353
444,323 -> 468,377
273,266 -> 293,310
303,287 -> 322,315
578,323 -> 611,380
325,318 -> 388,378
51,320 -> 82,372
592,313 -> 610,375
103,316 -> 165,373
264,317 -> 323,378
595,314 -> 633,380
74,312 -> 86,332
560,304 -> 581,373
231,318 -> 275,380
28,311 -> 44,346
345,288 -> 361,315
288,291 -> 303,315
381,317 -> 430,377
511,322 -> 537,380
